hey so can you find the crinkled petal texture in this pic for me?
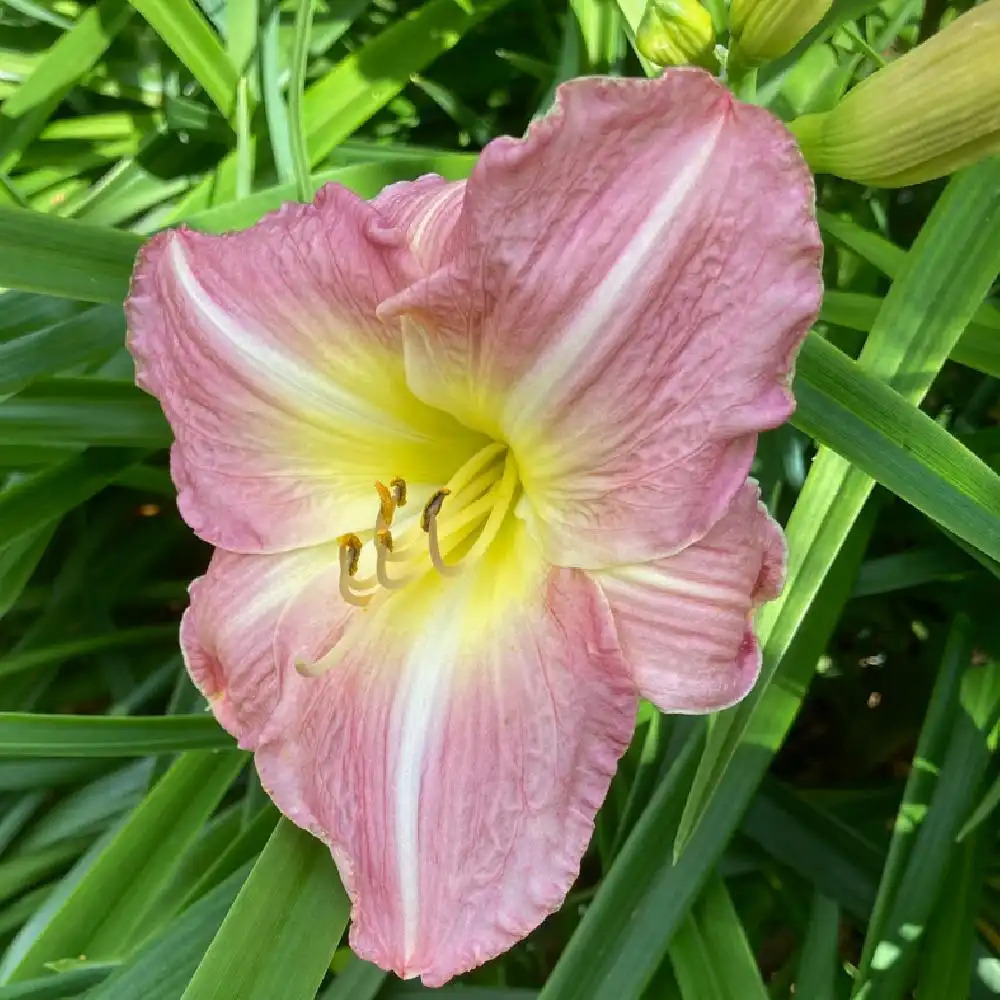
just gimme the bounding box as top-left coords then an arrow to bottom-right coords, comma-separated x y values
373,174 -> 466,274
597,480 -> 786,713
182,521 -> 637,986
126,184 -> 483,554
381,69 -> 822,569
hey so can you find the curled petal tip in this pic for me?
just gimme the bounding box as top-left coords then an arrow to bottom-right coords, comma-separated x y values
599,480 -> 786,714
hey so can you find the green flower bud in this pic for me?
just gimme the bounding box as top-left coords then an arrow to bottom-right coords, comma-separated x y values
790,2 -> 1000,187
729,0 -> 833,64
636,0 -> 716,68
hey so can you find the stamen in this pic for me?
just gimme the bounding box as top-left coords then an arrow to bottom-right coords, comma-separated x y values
421,489 -> 451,532
338,538 -> 371,608
446,440 -> 507,496
374,480 -> 396,528
337,533 -> 363,577
334,442 -> 517,606
427,511 -> 463,577
375,529 -> 413,590
434,484 -> 497,542
384,470 -> 494,559
464,453 -> 518,563
390,477 -> 407,507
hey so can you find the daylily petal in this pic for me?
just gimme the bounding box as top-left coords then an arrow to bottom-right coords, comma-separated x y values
381,70 -> 822,568
372,174 -> 466,273
597,480 -> 785,713
127,184 -> 482,554
182,524 -> 636,986
181,543 -> 347,741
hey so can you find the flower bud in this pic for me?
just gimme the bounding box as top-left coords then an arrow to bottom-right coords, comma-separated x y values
789,2 -> 1000,187
636,0 -> 716,69
729,0 -> 833,64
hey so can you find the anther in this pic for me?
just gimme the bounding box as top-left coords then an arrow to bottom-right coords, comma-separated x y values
390,477 -> 407,507
421,489 -> 451,532
338,535 -> 371,608
422,493 -> 462,578
374,481 -> 396,528
337,533 -> 363,577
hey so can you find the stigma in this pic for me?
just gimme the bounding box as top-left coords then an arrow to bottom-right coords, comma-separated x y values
335,442 -> 518,609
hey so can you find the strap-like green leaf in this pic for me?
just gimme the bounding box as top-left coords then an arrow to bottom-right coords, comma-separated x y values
127,0 -> 239,119
179,819 -> 349,1000
0,751 -> 245,983
0,206 -> 141,303
0,714 -> 232,757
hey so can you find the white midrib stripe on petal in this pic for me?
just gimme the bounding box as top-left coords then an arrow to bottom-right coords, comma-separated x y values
503,117 -> 725,429
393,600 -> 465,964
167,239 -> 404,434
613,562 -> 744,606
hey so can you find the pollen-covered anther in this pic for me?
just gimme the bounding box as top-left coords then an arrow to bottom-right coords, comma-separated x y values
334,450 -> 514,606
337,533 -> 371,608
390,477 -> 407,507
374,480 -> 396,529
337,532 -> 363,576
421,489 -> 451,532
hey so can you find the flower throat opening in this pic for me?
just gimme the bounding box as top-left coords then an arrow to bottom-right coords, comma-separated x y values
336,441 -> 519,611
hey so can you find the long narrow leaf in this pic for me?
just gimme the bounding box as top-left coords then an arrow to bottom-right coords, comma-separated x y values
0,715 -> 232,757
180,819 -> 349,1000
127,0 -> 238,118
0,207 -> 141,303
794,334 -> 1000,563
0,0 -> 134,175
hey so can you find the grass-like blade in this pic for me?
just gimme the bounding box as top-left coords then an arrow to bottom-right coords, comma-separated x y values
794,334 -> 1000,563
0,751 -> 245,983
0,206 -> 140,303
0,715 -> 232,757
0,0 -> 134,176
179,818 -> 349,1000
127,0 -> 238,118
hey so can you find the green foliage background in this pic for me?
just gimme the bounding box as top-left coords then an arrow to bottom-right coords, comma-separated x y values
0,0 -> 999,997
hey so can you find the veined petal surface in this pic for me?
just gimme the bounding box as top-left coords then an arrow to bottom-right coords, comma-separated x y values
373,174 -> 466,273
181,522 -> 637,986
381,70 -> 822,568
181,544 -> 348,740
597,480 -> 785,713
127,184 -> 483,554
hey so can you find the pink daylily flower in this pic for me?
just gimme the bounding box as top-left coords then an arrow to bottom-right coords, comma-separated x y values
126,70 -> 821,985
